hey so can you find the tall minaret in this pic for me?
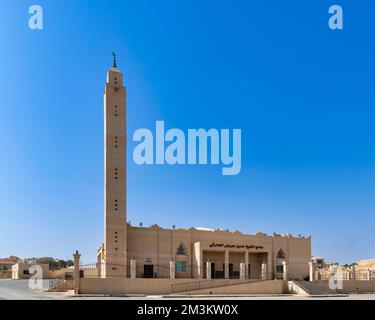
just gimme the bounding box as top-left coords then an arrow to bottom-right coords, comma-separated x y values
103,53 -> 127,277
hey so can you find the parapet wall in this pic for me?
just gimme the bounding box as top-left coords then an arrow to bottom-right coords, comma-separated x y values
328,280 -> 375,294
79,278 -> 286,295
80,278 -> 194,295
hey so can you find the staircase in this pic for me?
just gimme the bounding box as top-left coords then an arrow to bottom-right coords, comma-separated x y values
308,281 -> 337,295
289,273 -> 337,296
290,272 -> 337,296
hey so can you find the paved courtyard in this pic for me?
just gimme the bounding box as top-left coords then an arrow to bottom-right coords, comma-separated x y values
1,280 -> 375,300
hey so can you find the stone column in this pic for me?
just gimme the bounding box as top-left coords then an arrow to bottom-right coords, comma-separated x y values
351,265 -> 356,280
282,260 -> 288,281
240,262 -> 246,280
206,261 -> 212,280
261,262 -> 267,280
224,250 -> 229,279
267,252 -> 273,279
130,258 -> 136,279
244,251 -> 249,279
309,261 -> 317,281
73,250 -> 81,295
170,260 -> 175,279
367,270 -> 372,281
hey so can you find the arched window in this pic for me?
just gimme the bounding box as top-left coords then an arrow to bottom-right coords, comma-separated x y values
176,243 -> 187,256
277,249 -> 286,259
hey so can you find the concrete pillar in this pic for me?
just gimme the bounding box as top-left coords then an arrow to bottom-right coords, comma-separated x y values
240,262 -> 246,280
244,251 -> 249,279
170,260 -> 175,279
351,265 -> 356,280
367,270 -> 372,281
224,250 -> 229,279
282,260 -> 288,281
267,252 -> 273,279
73,250 -> 81,295
261,262 -> 267,280
130,258 -> 136,279
206,261 -> 212,280
309,261 -> 317,281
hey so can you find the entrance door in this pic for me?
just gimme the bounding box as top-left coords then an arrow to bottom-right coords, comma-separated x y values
229,263 -> 234,278
211,263 -> 215,279
248,264 -> 251,279
144,265 -> 154,278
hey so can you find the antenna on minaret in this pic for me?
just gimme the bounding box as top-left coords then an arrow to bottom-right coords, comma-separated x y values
112,52 -> 117,68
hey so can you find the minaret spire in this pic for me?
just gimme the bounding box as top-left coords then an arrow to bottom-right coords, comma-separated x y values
112,52 -> 117,69
102,56 -> 127,277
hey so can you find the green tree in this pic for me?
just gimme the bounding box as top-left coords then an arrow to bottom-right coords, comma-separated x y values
66,260 -> 74,267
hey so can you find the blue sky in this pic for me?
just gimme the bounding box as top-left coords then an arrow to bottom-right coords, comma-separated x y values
0,0 -> 374,263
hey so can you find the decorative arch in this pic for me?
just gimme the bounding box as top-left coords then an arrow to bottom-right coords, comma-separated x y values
276,249 -> 286,259
176,243 -> 187,256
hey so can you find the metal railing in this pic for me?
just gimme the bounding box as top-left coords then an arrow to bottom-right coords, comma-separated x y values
79,263 -> 128,278
290,272 -> 336,295
47,271 -> 74,291
318,270 -> 373,281
289,272 -> 312,294
48,276 -> 65,291
79,262 -> 178,278
79,262 -> 254,279
79,262 -> 274,282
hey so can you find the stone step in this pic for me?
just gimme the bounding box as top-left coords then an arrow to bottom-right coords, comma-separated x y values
292,280 -> 335,296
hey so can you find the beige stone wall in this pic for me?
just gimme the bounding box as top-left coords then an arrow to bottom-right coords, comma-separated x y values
11,263 -> 49,280
324,280 -> 375,293
249,253 -> 267,278
126,226 -> 311,279
47,268 -> 73,279
0,271 -> 12,279
203,251 -> 225,277
80,278 -> 194,295
79,278 -> 285,295
284,237 -> 311,279
356,259 -> 375,272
